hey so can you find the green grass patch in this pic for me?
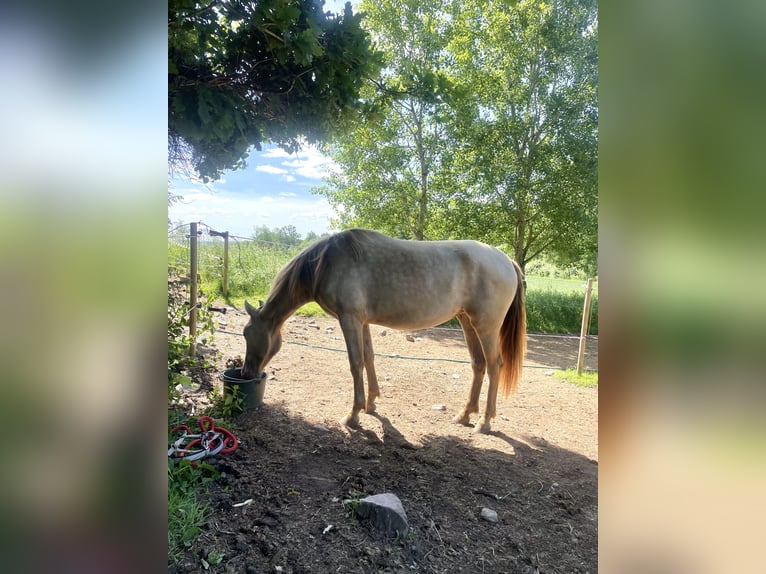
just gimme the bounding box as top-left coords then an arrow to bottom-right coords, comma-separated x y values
526,275 -> 598,295
552,368 -> 598,388
295,301 -> 326,317
168,458 -> 218,563
525,288 -> 598,335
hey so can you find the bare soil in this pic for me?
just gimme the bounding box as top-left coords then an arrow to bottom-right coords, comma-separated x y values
171,306 -> 598,574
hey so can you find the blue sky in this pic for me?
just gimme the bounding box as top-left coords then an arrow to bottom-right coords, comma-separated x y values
168,0 -> 356,239
168,144 -> 340,238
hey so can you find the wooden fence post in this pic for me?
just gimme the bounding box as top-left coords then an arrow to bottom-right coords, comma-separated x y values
576,278 -> 594,375
189,222 -> 198,357
222,231 -> 229,297
210,228 -> 230,298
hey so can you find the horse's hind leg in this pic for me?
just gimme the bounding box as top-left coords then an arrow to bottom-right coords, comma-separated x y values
453,313 -> 487,426
362,324 -> 380,413
474,330 -> 502,434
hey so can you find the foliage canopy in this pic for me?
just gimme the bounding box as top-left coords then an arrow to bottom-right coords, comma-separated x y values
168,0 -> 381,181
316,0 -> 598,273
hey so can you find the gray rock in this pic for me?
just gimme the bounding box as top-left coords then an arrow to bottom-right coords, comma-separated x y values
356,493 -> 409,536
480,507 -> 499,523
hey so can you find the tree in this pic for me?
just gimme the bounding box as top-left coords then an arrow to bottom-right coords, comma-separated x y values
316,0 -> 597,274
168,0 -> 381,182
251,224 -> 302,245
447,0 -> 598,273
315,0 -> 455,240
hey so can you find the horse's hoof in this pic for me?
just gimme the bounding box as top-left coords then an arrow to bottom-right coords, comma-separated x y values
473,419 -> 491,434
453,413 -> 471,425
340,415 -> 360,429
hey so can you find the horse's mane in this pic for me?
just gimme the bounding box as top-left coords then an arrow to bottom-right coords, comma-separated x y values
267,229 -> 373,304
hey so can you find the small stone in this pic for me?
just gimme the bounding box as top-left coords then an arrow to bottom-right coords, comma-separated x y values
406,335 -> 415,342
452,374 -> 460,379
380,330 -> 387,336
431,404 -> 447,411
545,370 -> 554,376
480,508 -> 499,523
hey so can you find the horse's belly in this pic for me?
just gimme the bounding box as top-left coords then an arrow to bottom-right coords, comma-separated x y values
364,297 -> 461,330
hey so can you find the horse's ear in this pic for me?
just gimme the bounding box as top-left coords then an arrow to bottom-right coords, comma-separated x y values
244,300 -> 259,317
258,299 -> 265,309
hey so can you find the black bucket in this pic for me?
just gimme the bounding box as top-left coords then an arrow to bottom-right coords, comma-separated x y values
222,368 -> 267,410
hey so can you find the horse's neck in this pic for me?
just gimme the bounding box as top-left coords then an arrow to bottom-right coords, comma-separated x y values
262,288 -> 310,327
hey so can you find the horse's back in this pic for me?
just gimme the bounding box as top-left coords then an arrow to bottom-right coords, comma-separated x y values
316,230 -> 518,329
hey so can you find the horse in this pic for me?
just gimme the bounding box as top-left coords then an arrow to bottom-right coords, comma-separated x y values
242,228 -> 526,434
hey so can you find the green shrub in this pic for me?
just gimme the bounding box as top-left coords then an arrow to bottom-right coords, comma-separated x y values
167,275 -> 216,401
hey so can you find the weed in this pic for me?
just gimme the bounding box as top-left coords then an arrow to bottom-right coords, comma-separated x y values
207,385 -> 245,420
394,528 -> 415,545
207,550 -> 225,565
343,497 -> 361,518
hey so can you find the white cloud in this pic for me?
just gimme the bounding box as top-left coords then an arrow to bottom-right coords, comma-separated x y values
255,164 -> 288,175
168,143 -> 338,237
258,143 -> 339,181
169,187 -> 334,237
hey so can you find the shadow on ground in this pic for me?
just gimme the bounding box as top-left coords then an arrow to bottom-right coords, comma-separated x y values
171,402 -> 597,574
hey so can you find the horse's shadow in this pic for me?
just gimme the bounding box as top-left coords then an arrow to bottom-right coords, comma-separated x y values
358,414 -> 582,468
365,413 -> 417,450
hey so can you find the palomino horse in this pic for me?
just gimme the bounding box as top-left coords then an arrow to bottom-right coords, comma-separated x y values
242,228 -> 526,433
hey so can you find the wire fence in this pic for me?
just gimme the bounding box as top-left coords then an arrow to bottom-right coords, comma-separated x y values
168,221 -> 598,342
169,222 -> 305,298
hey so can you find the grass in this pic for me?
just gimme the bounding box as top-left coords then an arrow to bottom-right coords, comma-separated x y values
168,479 -> 209,562
525,288 -> 598,335
167,458 -> 217,563
526,275 -> 598,295
552,368 -> 598,388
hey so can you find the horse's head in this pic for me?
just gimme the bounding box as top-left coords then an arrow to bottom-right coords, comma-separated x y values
242,300 -> 282,379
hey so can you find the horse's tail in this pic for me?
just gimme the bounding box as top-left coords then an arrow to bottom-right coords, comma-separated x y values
499,260 -> 527,397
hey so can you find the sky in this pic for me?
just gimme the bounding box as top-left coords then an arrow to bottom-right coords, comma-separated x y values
168,144 -> 341,238
168,0 -> 356,240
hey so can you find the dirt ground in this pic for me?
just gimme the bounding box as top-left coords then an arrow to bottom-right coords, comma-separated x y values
171,305 -> 598,574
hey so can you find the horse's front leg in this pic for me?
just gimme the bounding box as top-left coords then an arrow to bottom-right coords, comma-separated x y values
338,315 -> 366,429
362,323 -> 380,413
